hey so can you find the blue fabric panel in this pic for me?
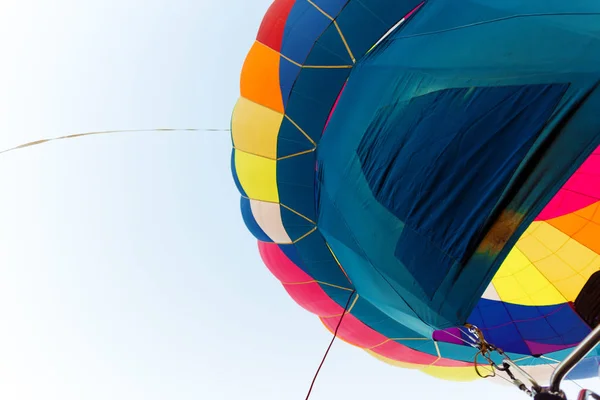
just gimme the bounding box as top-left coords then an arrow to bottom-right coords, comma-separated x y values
434,341 -> 481,363
334,1 -> 389,58
281,1 -> 331,64
239,197 -> 271,242
278,243 -> 309,273
394,226 -> 456,299
514,304 -> 591,347
337,0 -> 422,59
304,22 -> 353,66
335,0 -> 424,58
280,207 -> 315,242
312,0 -> 349,16
230,150 -> 247,197
357,84 -> 568,264
350,296 -> 478,361
568,356 -> 600,380
284,67 -> 350,142
319,285 -> 356,309
402,340 -> 439,357
292,232 -> 351,288
316,188 -> 366,257
398,1 -> 600,41
350,297 -> 429,340
358,0 -> 424,25
317,147 -> 443,334
469,300 -> 532,355
277,152 -> 317,221
277,117 -> 315,159
314,161 -> 323,217
279,57 -> 301,108
468,299 -> 591,356
323,232 -> 434,337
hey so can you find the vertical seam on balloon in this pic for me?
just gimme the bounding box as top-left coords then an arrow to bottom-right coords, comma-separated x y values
433,341 -> 442,358
306,0 -> 333,20
332,21 -> 356,63
325,242 -> 351,283
284,115 -> 317,146
304,1 -> 355,64
429,357 -> 441,367
346,292 -> 359,313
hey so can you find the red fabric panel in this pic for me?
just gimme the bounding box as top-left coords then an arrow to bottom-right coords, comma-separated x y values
256,0 -> 296,52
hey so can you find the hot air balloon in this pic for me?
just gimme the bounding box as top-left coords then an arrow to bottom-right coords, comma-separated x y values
230,0 -> 600,394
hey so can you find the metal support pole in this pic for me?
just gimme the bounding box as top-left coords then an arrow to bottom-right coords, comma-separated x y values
549,324 -> 600,393
578,390 -> 600,400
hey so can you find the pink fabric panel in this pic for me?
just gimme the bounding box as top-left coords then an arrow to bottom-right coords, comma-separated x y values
283,282 -> 345,317
321,313 -> 388,348
258,241 -> 312,283
536,146 -> 600,220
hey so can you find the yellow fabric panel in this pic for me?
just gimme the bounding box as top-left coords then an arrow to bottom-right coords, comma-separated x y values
580,255 -> 600,279
365,350 -> 480,382
554,238 -> 598,273
492,246 -> 566,305
231,97 -> 283,160
419,366 -> 480,382
528,221 -> 571,252
233,150 -> 278,203
240,41 -> 284,113
515,236 -> 554,263
527,222 -> 599,301
493,220 -> 600,305
494,246 -> 531,278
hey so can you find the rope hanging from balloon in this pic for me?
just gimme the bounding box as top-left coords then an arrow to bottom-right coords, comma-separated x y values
0,128 -> 231,155
305,289 -> 356,400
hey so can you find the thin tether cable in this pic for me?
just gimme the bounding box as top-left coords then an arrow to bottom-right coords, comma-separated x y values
305,290 -> 356,400
0,128 -> 230,155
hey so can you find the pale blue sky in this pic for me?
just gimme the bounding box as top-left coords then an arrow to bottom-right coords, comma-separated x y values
0,1 -> 595,399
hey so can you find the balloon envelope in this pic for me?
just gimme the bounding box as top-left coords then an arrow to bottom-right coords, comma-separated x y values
231,0 -> 600,383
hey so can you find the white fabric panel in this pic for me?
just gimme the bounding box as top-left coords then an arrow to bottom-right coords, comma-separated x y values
250,200 -> 292,244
